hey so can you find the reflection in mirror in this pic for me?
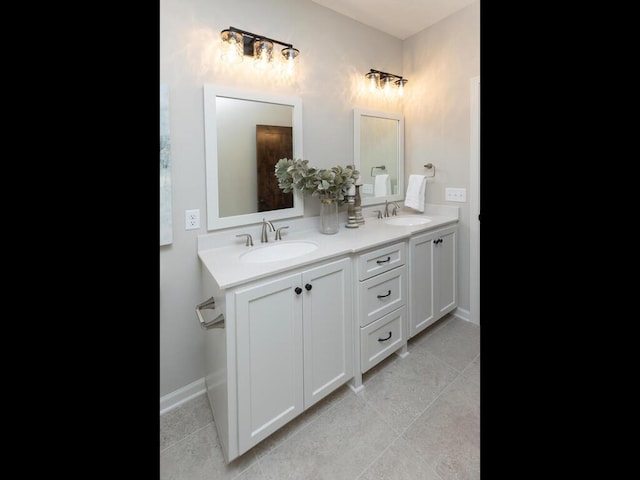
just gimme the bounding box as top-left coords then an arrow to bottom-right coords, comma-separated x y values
203,85 -> 303,230
353,108 -> 404,207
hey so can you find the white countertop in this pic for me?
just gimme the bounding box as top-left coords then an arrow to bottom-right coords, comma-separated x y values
198,204 -> 458,290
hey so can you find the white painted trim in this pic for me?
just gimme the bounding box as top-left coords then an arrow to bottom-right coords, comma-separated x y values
452,307 -> 474,324
469,76 -> 480,326
160,378 -> 206,415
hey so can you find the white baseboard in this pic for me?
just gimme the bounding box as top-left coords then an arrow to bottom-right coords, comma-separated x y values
453,307 -> 479,325
160,378 -> 206,415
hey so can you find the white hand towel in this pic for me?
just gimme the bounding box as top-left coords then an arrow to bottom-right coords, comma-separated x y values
374,174 -> 391,196
405,174 -> 427,212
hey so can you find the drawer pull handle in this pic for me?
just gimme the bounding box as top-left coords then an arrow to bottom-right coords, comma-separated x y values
378,331 -> 392,342
377,290 -> 391,299
376,256 -> 391,265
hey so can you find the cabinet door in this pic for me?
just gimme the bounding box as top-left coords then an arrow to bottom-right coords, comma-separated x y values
434,225 -> 457,317
235,273 -> 304,454
302,257 -> 353,408
409,230 -> 435,337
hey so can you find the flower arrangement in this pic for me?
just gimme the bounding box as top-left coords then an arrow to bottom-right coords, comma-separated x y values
274,158 -> 360,204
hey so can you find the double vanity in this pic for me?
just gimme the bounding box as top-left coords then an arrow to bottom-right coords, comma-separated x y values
197,204 -> 459,462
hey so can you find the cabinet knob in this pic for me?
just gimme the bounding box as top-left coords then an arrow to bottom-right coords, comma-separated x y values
295,287 -> 302,295
305,283 -> 312,291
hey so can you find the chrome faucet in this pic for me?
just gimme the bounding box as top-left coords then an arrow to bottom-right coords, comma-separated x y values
261,218 -> 275,242
384,200 -> 390,217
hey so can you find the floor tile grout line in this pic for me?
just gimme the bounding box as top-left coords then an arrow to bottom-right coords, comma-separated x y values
350,404 -> 446,480
394,366 -> 465,445
351,351 -> 461,480
251,385 -> 355,462
260,389 -> 400,480
390,361 -> 477,480
412,335 -> 479,375
351,393 -> 406,480
351,329 -> 479,479
253,450 -> 268,480
159,420 -> 215,454
230,448 -> 263,480
398,353 -> 479,446
352,441 -> 395,480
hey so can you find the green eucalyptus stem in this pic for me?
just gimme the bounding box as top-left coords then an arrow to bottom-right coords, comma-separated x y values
274,158 -> 360,204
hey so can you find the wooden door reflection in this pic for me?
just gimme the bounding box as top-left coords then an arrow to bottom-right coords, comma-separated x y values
256,125 -> 293,212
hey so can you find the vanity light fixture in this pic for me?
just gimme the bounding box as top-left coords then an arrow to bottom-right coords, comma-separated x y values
220,26 -> 300,70
365,69 -> 408,96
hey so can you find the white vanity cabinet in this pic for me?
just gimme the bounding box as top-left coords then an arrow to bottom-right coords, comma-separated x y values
201,256 -> 353,462
197,206 -> 459,461
355,242 -> 408,376
408,224 -> 458,337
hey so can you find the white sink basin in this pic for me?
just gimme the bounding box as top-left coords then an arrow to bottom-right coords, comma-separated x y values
239,241 -> 319,263
385,216 -> 432,226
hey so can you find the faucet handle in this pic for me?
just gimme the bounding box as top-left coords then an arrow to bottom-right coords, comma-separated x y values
374,210 -> 383,219
392,202 -> 401,216
275,226 -> 289,240
236,233 -> 254,247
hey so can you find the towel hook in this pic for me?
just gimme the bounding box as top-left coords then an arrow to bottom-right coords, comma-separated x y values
423,163 -> 436,178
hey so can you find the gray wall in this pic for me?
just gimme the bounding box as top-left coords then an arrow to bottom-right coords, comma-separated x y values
403,1 -> 480,317
160,0 -> 479,397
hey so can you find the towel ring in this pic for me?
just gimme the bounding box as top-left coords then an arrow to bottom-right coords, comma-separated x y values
423,163 -> 436,178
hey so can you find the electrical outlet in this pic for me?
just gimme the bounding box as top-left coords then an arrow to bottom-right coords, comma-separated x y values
185,209 -> 200,230
445,188 -> 467,202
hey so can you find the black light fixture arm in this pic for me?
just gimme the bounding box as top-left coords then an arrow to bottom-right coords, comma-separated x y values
368,68 -> 405,81
227,26 -> 294,49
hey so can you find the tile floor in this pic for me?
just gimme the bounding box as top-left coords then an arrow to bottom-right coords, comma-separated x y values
160,314 -> 480,480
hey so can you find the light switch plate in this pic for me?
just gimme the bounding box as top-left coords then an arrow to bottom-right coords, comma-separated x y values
445,188 -> 466,202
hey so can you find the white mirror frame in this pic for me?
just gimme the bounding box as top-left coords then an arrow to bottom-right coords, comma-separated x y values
353,108 -> 405,207
203,84 -> 304,230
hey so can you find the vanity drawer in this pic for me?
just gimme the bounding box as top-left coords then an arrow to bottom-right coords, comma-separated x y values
358,242 -> 406,281
359,265 -> 406,327
360,305 -> 406,373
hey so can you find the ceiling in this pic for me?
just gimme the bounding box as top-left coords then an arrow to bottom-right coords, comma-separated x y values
311,0 -> 476,40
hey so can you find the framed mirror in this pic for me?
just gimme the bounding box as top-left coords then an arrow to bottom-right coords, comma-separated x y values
203,84 -> 304,230
353,108 -> 404,207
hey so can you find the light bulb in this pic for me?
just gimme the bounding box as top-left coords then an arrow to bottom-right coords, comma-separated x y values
254,39 -> 273,69
365,72 -> 379,92
282,47 -> 299,76
381,75 -> 392,94
220,30 -> 243,64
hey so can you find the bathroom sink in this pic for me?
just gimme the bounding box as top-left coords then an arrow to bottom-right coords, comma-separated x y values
384,216 -> 432,226
239,241 -> 319,263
